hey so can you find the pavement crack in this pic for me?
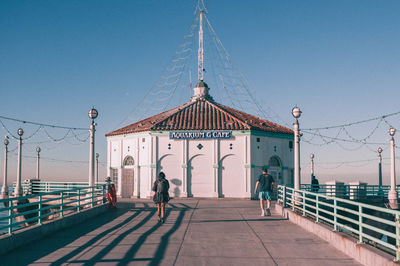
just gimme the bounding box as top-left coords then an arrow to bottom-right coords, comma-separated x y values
172,199 -> 199,266
237,209 -> 278,266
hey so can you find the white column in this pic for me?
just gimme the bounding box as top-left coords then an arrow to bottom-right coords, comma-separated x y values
294,119 -> 301,191
88,121 -> 95,187
15,131 -> 23,197
388,128 -> 398,209
310,153 -> 314,182
212,139 -> 219,197
181,139 -> 188,197
36,147 -> 41,180
1,138 -> 9,197
135,137 -> 140,198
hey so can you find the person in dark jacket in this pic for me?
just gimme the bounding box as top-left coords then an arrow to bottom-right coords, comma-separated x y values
152,172 -> 170,223
311,174 -> 320,193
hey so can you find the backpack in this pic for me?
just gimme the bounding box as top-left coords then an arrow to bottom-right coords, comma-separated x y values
157,179 -> 169,194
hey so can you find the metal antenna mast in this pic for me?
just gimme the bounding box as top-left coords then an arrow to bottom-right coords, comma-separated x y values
198,10 -> 204,81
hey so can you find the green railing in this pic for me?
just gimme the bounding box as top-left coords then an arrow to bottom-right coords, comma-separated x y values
14,180 -> 107,195
278,185 -> 400,261
0,184 -> 106,235
300,184 -> 398,199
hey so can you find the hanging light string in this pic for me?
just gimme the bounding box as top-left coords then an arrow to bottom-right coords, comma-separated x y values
302,110 -> 400,131
0,115 -> 88,130
0,115 -> 89,143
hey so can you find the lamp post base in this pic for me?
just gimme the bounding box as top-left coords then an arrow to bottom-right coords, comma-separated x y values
388,190 -> 399,209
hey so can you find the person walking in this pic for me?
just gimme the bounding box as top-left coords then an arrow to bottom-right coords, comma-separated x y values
254,168 -> 275,216
152,172 -> 170,223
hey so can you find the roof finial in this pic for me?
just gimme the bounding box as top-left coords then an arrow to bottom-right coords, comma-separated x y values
198,9 -> 204,81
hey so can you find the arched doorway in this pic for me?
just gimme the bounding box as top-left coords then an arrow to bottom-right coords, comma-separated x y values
158,154 -> 182,197
121,155 -> 134,198
268,156 -> 282,185
188,154 -> 213,197
219,154 -> 243,198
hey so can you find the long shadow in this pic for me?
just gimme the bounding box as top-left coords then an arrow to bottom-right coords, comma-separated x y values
149,209 -> 186,266
1,208 -> 131,265
178,203 -> 192,209
82,209 -> 157,266
116,209 -> 174,266
50,209 -> 143,266
190,218 -> 288,223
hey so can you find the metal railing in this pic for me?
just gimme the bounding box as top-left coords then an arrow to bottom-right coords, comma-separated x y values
278,185 -> 400,261
14,180 -> 107,195
300,184 -> 398,199
0,185 -> 106,235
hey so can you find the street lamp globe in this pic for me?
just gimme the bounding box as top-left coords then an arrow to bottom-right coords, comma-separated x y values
36,147 -> 41,153
292,106 -> 302,119
310,153 -> 314,159
389,128 -> 396,137
88,108 -> 98,120
96,153 -> 99,159
4,137 -> 9,146
17,128 -> 24,137
378,147 -> 383,154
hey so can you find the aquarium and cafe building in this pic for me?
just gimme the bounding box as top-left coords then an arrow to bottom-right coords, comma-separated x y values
105,81 -> 294,198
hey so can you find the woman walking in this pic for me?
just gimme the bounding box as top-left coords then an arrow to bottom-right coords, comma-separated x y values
152,172 -> 170,223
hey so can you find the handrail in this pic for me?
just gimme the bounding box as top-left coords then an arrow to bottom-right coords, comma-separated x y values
0,184 -> 107,235
277,185 -> 400,261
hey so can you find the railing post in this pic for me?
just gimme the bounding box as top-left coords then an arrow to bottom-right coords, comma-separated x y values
282,186 -> 286,208
316,194 -> 319,223
78,189 -> 81,212
8,200 -> 13,234
291,188 -> 295,211
91,187 -> 94,208
38,195 -> 42,225
358,205 -> 363,244
396,213 -> 399,261
333,199 -> 337,231
302,192 -> 306,216
60,192 -> 64,218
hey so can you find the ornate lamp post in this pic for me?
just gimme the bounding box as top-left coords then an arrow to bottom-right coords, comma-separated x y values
388,128 -> 398,209
15,128 -> 24,197
1,137 -> 9,198
310,153 -> 315,181
88,108 -> 98,188
96,153 -> 99,183
36,147 -> 41,180
292,106 -> 302,192
378,147 -> 383,188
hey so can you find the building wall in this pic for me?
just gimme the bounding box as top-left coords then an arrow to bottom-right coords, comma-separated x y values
106,130 -> 293,198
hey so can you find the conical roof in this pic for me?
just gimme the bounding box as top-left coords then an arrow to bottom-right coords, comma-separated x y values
106,97 -> 293,137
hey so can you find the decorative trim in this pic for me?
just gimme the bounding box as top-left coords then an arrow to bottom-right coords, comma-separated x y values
181,164 -> 188,168
212,164 -> 219,169
282,166 -> 289,170
150,164 -> 156,168
244,164 -> 255,168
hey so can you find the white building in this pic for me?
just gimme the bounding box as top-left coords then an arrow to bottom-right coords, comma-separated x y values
106,81 -> 294,198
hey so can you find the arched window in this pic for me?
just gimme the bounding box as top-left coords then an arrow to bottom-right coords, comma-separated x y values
123,156 -> 134,166
269,156 -> 281,167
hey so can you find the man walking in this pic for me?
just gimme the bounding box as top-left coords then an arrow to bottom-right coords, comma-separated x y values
254,168 -> 275,216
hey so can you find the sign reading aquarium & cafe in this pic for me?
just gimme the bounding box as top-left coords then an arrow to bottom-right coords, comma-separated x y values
169,131 -> 232,140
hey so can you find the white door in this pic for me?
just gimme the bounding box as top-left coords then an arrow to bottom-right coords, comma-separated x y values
220,155 -> 243,197
189,155 -> 213,197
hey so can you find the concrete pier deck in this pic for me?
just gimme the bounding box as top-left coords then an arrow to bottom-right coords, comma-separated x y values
2,199 -> 361,265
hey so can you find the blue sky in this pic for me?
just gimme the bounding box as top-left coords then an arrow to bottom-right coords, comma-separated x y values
0,0 -> 399,184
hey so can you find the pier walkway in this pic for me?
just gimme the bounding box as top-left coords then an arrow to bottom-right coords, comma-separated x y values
3,199 -> 360,265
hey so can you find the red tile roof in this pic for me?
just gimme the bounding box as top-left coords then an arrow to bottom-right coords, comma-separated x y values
106,99 -> 293,137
